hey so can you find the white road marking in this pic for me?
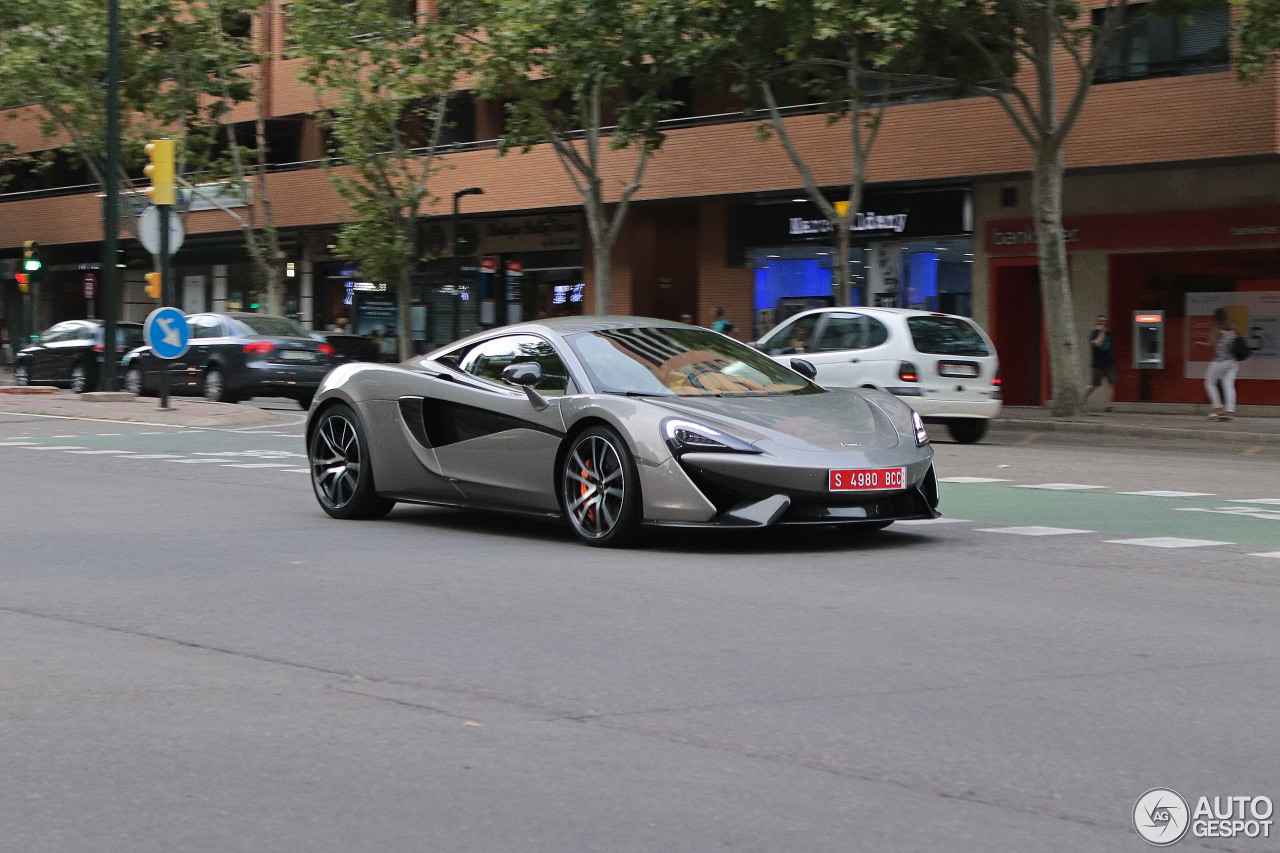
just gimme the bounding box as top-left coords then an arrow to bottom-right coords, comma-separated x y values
167,459 -> 225,464
65,450 -> 134,455
1248,552 -> 1280,559
283,468 -> 310,474
976,526 -> 1093,536
1175,507 -> 1280,521
23,445 -> 87,451
1118,490 -> 1214,498
896,517 -> 972,525
939,477 -> 1011,484
220,463 -> 294,469
1227,498 -> 1280,505
0,441 -> 38,446
1014,483 -> 1106,491
1104,537 -> 1233,548
120,454 -> 186,459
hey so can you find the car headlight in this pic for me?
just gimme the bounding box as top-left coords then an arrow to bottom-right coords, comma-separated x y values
912,411 -> 929,446
663,418 -> 761,455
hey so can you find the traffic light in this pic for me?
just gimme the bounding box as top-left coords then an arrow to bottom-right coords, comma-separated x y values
143,138 -> 175,205
15,272 -> 30,293
22,240 -> 41,272
144,271 -> 163,299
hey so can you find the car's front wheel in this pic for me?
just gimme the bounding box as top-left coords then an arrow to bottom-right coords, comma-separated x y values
309,403 -> 395,520
70,362 -> 94,394
947,419 -> 989,444
559,425 -> 641,547
123,366 -> 147,396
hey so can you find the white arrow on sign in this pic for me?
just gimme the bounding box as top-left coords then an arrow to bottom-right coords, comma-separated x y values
157,316 -> 182,348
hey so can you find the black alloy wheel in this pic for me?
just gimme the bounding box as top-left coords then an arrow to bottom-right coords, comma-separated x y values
309,403 -> 395,520
946,419 -> 989,444
559,425 -> 641,547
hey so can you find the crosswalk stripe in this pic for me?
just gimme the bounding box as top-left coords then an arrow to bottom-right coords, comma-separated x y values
1014,483 -> 1106,491
1119,490 -> 1214,498
220,463 -> 294,468
65,449 -> 134,455
1104,537 -> 1232,548
939,477 -> 1011,484
976,526 -> 1092,536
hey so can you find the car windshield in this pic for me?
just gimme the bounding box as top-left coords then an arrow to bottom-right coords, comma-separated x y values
118,326 -> 144,348
907,316 -> 991,356
565,326 -> 822,397
234,315 -> 312,338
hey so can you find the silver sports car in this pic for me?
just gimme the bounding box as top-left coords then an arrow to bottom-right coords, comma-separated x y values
305,316 -> 940,546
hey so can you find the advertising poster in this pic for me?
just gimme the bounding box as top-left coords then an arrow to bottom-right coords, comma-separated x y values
1185,290 -> 1280,380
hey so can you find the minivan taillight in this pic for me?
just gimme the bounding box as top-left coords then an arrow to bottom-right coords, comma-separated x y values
92,343 -> 104,352
244,341 -> 274,354
899,361 -> 919,383
991,370 -> 1001,387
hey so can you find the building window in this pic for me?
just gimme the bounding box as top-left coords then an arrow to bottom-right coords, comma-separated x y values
1093,2 -> 1230,83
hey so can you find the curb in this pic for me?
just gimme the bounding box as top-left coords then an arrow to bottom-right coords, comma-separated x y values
990,417 -> 1280,447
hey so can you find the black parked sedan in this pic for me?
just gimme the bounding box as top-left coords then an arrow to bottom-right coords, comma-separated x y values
14,319 -> 144,393
121,312 -> 339,408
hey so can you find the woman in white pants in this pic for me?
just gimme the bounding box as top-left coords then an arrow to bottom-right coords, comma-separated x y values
1204,307 -> 1238,421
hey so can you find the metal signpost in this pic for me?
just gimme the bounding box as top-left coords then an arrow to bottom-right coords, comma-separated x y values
143,306 -> 189,409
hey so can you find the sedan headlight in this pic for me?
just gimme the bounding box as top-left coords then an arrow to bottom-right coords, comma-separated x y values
912,411 -> 929,446
663,419 -> 761,455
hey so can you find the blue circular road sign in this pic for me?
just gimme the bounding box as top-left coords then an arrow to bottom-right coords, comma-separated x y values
144,306 -> 190,360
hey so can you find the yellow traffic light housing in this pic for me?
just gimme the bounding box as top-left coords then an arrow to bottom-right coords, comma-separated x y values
22,240 -> 41,271
144,271 -> 163,299
143,138 -> 176,205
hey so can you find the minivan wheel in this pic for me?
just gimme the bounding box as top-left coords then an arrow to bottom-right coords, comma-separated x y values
947,419 -> 989,444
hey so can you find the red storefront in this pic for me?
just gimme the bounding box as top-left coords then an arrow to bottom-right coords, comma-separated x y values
986,206 -> 1280,408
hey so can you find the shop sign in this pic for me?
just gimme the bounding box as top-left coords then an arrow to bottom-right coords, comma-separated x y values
788,212 -> 908,236
83,273 -> 96,299
476,214 -> 582,254
480,257 -> 498,273
987,206 -> 1280,255
505,260 -> 524,275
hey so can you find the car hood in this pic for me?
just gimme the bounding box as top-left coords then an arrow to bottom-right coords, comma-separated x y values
645,390 -> 901,451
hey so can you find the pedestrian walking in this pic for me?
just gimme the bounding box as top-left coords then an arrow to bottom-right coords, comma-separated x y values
711,306 -> 735,336
1204,307 -> 1238,421
1082,315 -> 1116,412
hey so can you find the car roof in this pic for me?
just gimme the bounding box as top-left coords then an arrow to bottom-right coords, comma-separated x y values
790,306 -> 975,321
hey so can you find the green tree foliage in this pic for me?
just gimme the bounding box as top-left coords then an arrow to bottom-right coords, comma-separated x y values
0,0 -> 258,229
289,0 -> 470,358
711,0 -> 942,307
1235,0 -> 1280,78
471,0 -> 714,314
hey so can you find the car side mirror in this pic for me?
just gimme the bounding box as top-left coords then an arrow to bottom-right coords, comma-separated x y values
501,362 -> 542,387
790,358 -> 817,380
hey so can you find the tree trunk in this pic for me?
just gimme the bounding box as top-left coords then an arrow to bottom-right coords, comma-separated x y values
397,266 -> 413,362
832,222 -> 853,306
1032,141 -> 1082,417
583,195 -> 613,314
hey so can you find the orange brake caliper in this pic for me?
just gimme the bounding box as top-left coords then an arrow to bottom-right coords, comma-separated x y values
580,461 -> 595,523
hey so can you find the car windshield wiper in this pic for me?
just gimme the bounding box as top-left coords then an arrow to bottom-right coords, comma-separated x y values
603,390 -> 671,398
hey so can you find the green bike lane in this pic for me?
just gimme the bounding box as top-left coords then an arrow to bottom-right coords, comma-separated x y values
939,482 -> 1280,551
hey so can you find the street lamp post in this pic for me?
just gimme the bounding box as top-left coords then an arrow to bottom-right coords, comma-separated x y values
452,187 -> 484,342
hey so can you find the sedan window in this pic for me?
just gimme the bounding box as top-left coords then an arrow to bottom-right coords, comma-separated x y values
758,314 -> 820,355
235,315 -> 311,338
189,316 -> 225,339
461,334 -> 574,395
813,314 -> 890,352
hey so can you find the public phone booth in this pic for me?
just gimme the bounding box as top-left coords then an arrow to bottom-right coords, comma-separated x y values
1133,311 -> 1165,369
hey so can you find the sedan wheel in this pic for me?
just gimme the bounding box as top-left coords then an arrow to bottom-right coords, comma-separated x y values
203,368 -> 232,403
123,367 -> 146,396
309,403 -> 395,520
70,363 -> 91,394
14,364 -> 29,386
560,425 -> 641,547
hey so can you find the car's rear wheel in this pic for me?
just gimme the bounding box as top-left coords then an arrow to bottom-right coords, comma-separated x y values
14,363 -> 29,386
560,425 -> 641,547
123,366 -> 147,396
70,363 -> 93,394
309,403 -> 395,520
203,367 -> 235,403
947,419 -> 989,444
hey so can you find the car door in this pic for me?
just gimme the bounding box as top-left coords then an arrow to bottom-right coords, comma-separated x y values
803,312 -> 896,389
171,314 -> 220,391
31,323 -> 74,382
427,333 -> 573,511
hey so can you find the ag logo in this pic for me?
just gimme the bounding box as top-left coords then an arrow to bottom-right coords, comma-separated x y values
1134,788 -> 1191,846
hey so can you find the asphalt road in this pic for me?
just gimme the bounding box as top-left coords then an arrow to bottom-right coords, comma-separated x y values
1,410 -> 1278,852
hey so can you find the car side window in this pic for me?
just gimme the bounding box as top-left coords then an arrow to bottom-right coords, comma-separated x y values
813,313 -> 865,352
865,317 -> 889,347
461,334 -> 574,395
759,314 -> 820,355
190,316 -> 224,339
40,324 -> 72,344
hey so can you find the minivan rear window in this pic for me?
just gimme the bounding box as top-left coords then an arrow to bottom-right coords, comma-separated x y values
907,316 -> 991,356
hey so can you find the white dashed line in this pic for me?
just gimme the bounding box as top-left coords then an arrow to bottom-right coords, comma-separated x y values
23,445 -> 86,451
1118,490 -> 1215,498
1014,483 -> 1106,491
976,526 -> 1093,536
939,477 -> 1011,484
896,517 -> 972,525
65,450 -> 135,455
283,468 -> 310,474
1227,499 -> 1280,506
220,463 -> 295,469
120,454 -> 186,459
0,441 -> 38,446
1104,537 -> 1232,549
1248,551 -> 1280,559
167,459 -> 226,464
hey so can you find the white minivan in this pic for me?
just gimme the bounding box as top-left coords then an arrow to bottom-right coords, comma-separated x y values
754,307 -> 1002,443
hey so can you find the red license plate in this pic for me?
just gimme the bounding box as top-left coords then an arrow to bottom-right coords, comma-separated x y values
829,467 -> 906,491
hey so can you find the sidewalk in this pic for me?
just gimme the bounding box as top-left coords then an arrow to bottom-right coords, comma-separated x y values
0,364 -> 286,429
2,362 -> 1277,446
